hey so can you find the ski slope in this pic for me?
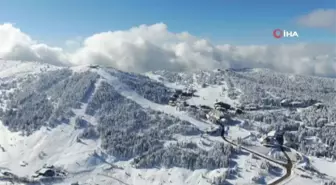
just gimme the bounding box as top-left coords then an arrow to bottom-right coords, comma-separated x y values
0,61 -> 335,185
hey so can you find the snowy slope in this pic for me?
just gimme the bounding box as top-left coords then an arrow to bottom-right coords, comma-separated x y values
0,60 -> 61,78
0,61 -> 336,185
148,68 -> 336,185
0,61 -> 252,185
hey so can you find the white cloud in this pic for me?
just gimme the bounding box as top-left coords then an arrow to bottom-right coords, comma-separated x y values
0,23 -> 70,66
65,36 -> 83,51
297,9 -> 336,31
0,23 -> 335,77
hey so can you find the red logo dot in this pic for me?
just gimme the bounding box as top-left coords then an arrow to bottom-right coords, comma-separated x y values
273,29 -> 283,39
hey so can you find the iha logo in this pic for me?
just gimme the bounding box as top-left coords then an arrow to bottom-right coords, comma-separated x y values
273,29 -> 299,39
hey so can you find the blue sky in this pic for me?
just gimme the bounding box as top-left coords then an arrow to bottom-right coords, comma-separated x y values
0,0 -> 335,46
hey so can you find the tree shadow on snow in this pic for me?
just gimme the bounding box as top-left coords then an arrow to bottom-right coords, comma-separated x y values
226,119 -> 241,126
269,166 -> 284,177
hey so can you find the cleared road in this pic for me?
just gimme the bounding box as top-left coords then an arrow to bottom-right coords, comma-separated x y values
220,126 -> 293,185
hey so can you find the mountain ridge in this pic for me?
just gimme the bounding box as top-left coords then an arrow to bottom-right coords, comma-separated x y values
0,60 -> 336,185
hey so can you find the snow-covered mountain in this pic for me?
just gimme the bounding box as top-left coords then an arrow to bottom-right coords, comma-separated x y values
0,60 -> 336,185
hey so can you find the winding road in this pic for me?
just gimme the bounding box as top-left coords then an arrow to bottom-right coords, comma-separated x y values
219,125 -> 293,185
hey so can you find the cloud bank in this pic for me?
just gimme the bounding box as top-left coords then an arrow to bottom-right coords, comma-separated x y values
297,9 -> 336,31
0,22 -> 335,77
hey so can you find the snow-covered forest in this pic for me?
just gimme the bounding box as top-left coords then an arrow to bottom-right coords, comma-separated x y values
154,68 -> 336,160
0,66 -> 235,172
0,62 -> 336,185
